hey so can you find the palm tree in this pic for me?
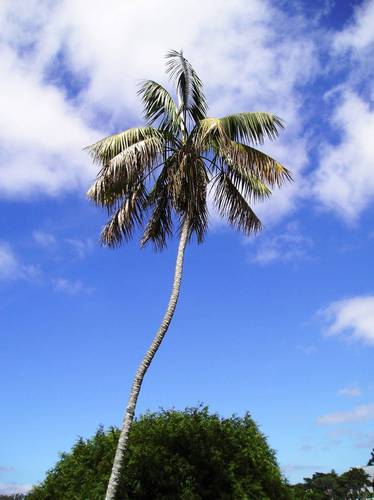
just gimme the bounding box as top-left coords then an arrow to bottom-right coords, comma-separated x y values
86,49 -> 291,500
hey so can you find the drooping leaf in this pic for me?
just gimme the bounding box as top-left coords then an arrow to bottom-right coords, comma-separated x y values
212,172 -> 262,235
216,140 -> 292,187
100,182 -> 148,247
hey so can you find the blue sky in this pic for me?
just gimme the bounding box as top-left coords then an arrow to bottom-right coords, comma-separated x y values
1,0 -> 374,494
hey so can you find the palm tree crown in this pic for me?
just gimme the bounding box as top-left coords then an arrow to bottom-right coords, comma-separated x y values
86,49 -> 291,249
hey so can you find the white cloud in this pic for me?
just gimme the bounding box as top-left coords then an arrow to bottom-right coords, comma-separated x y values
312,0 -> 374,222
0,46 -> 100,198
322,295 -> 374,345
0,483 -> 32,495
0,243 -> 20,280
33,230 -> 56,248
334,0 -> 374,52
338,386 -> 362,398
317,403 -> 374,425
249,221 -> 312,265
1,242 -> 90,290
313,91 -> 374,221
0,0 -> 316,222
52,277 -> 92,295
0,242 -> 38,281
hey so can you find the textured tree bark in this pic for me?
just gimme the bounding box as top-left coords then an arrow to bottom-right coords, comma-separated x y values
105,218 -> 190,500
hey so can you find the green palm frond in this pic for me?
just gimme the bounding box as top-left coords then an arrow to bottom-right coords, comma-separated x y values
227,166 -> 272,203
166,49 -> 207,124
196,112 -> 284,147
138,80 -> 181,134
216,140 -> 292,187
212,172 -> 262,235
85,127 -> 164,165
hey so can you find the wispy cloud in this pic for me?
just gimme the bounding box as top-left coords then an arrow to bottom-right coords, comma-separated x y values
317,403 -> 374,425
0,242 -> 38,281
33,230 -> 57,248
33,232 -> 94,259
52,277 -> 93,295
249,221 -> 312,265
326,427 -> 374,450
0,243 -> 20,280
321,295 -> 374,346
65,238 -> 93,259
338,386 -> 362,398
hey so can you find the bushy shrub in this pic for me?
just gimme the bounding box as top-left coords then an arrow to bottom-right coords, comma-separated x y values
27,406 -> 291,499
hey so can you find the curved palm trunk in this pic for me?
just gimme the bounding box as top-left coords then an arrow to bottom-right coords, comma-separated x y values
105,218 -> 190,500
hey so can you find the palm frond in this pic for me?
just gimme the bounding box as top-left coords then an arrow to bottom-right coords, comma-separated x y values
87,175 -> 120,208
87,136 -> 164,208
165,49 -> 207,124
195,112 -> 284,147
216,140 -> 292,187
141,166 -> 173,250
85,127 -> 164,165
100,183 -> 148,247
104,136 -> 163,180
227,167 -> 272,202
138,80 -> 181,134
212,172 -> 262,235
183,157 -> 208,243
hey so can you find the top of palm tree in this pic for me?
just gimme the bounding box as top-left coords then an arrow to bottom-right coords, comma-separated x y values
85,49 -> 292,250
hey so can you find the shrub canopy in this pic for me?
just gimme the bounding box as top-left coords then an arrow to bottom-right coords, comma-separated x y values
27,406 -> 290,499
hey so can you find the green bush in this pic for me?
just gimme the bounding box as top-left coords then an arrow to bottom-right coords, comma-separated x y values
27,406 -> 291,499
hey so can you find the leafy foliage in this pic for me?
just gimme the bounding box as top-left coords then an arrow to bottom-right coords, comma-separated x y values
291,468 -> 373,499
27,406 -> 291,500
